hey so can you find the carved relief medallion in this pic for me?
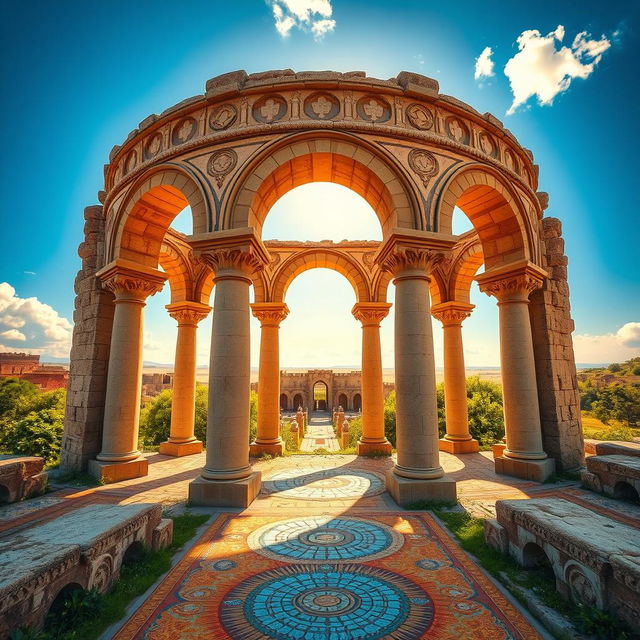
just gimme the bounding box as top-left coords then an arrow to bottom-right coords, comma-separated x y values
304,93 -> 340,120
406,103 -> 434,130
408,148 -> 439,188
209,103 -> 238,130
252,95 -> 288,124
504,148 -> 519,174
445,117 -> 470,144
124,150 -> 137,174
478,132 -> 497,158
356,96 -> 391,123
172,118 -> 197,145
207,148 -> 238,187
144,133 -> 163,160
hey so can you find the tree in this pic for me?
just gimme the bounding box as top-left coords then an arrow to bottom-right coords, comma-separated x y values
608,363 -> 622,373
0,377 -> 38,420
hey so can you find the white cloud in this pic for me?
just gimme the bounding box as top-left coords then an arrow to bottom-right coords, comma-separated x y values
0,282 -> 72,359
474,46 -> 495,80
0,329 -> 26,342
573,322 -> 640,364
504,25 -> 611,115
270,0 -> 336,40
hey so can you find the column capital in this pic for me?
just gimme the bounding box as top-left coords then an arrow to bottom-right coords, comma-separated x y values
96,259 -> 166,302
375,229 -> 456,277
351,302 -> 392,326
251,302 -> 289,327
476,260 -> 547,303
431,301 -> 475,326
188,227 -> 270,280
166,301 -> 211,326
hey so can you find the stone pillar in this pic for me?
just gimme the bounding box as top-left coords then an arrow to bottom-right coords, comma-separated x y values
250,302 -> 289,456
376,231 -> 457,506
477,262 -> 555,482
187,230 -> 269,507
352,302 -> 392,455
431,302 -> 479,454
159,301 -> 211,457
88,260 -> 166,483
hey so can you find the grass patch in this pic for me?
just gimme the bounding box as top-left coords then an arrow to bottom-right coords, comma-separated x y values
406,500 -> 458,510
49,470 -> 102,487
434,510 -> 632,639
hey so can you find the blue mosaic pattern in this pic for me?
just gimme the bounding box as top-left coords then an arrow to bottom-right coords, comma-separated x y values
220,564 -> 434,640
247,515 -> 404,563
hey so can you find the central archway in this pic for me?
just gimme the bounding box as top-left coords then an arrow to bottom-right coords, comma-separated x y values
313,381 -> 328,411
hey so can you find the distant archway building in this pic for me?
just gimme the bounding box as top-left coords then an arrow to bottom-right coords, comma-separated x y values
60,69 -> 584,508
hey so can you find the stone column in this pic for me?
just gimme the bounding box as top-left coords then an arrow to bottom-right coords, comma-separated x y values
376,232 -> 457,506
352,302 -> 392,455
159,301 -> 211,457
88,260 -> 166,483
187,230 -> 269,507
431,302 -> 479,454
477,262 -> 555,482
250,302 -> 289,456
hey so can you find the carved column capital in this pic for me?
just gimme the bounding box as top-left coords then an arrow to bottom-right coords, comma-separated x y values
166,301 -> 211,326
251,302 -> 289,327
476,261 -> 547,303
96,259 -> 166,302
431,302 -> 475,326
352,302 -> 392,327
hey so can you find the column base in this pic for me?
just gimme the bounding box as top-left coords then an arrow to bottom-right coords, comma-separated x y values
357,440 -> 393,456
385,469 -> 457,507
439,438 -> 480,454
494,456 -> 555,482
249,441 -> 284,457
188,471 -> 262,508
88,457 -> 148,484
159,440 -> 203,457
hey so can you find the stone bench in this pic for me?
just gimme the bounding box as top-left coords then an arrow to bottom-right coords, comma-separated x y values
584,439 -> 640,457
581,455 -> 640,502
0,502 -> 172,636
0,455 -> 48,504
485,498 -> 640,628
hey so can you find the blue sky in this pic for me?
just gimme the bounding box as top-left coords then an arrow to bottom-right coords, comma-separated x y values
0,0 -> 638,367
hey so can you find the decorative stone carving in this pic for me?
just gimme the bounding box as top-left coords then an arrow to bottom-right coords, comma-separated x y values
304,93 -> 340,120
431,303 -> 473,326
380,247 -> 445,275
356,96 -> 391,123
207,148 -> 238,187
352,303 -> 391,326
251,303 -> 289,326
90,556 -> 113,593
406,103 -> 434,130
445,117 -> 470,144
172,117 -> 197,145
167,303 -> 211,326
478,272 -> 544,301
100,272 -> 165,300
124,150 -> 137,173
144,133 -> 163,160
198,248 -> 265,276
252,95 -> 287,124
504,148 -> 519,174
362,251 -> 376,267
566,565 -> 598,607
479,132 -> 497,158
209,103 -> 237,130
408,148 -> 439,188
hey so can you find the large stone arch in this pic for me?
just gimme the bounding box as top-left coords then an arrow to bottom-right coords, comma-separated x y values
107,166 -> 209,268
445,233 -> 484,304
223,132 -> 421,237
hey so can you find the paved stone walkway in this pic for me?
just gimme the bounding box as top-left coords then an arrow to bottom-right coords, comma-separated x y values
300,411 -> 340,452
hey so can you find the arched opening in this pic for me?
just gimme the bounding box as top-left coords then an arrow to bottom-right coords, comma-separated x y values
353,393 -> 362,412
293,393 -> 304,411
45,582 -> 84,629
338,393 -> 348,411
614,481 -> 640,504
314,381 -> 328,412
0,484 -> 10,504
521,542 -> 555,582
123,540 -> 145,566
279,394 -> 289,411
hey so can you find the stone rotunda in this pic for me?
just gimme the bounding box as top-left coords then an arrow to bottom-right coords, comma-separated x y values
60,69 -> 583,507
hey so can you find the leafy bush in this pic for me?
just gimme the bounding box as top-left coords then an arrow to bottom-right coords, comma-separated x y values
383,391 -> 396,447
0,377 -> 39,419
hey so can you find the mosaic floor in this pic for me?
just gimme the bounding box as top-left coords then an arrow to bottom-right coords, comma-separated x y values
113,512 -> 543,639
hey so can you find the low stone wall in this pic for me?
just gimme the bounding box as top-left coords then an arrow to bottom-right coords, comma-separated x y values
584,439 -> 640,457
0,503 -> 172,635
581,455 -> 640,501
0,456 -> 47,504
485,498 -> 640,629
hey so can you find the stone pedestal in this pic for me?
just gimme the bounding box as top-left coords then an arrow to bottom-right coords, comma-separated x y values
188,471 -> 262,508
385,470 -> 457,507
88,457 -> 149,483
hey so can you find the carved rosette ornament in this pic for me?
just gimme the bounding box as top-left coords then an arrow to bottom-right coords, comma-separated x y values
431,302 -> 474,326
172,117 -> 197,145
209,103 -> 237,130
98,262 -> 167,302
251,303 -> 290,327
352,303 -> 392,327
304,93 -> 340,120
252,95 -> 287,124
207,149 -> 238,187
356,96 -> 391,123
408,149 -> 439,188
90,557 -> 113,594
166,302 -> 211,326
406,103 -> 434,130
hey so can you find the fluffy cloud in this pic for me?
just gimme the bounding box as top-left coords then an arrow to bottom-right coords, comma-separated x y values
573,322 -> 640,364
271,0 -> 336,39
504,25 -> 611,115
0,282 -> 72,359
474,46 -> 495,80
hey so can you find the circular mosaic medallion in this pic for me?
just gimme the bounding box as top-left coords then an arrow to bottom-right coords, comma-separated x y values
262,468 -> 385,500
220,564 -> 434,639
247,516 -> 404,563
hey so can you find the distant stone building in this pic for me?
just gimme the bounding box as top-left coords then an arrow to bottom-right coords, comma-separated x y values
0,352 -> 68,390
251,369 -> 394,412
141,372 -> 173,397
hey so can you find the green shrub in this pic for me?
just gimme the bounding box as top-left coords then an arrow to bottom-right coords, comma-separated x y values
383,391 -> 396,447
